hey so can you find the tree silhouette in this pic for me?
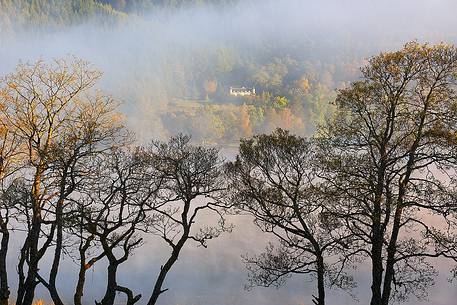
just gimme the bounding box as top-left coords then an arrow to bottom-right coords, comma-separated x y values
0,58 -> 125,305
145,134 -> 231,305
319,42 -> 457,305
226,129 -> 354,305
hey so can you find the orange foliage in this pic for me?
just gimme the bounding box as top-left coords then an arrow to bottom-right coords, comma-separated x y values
240,104 -> 252,137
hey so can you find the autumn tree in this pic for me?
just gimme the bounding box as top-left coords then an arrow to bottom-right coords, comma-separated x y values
0,58 -> 125,305
319,42 -> 457,305
226,129 -> 354,305
240,104 -> 253,138
0,103 -> 24,305
203,79 -> 218,100
46,95 -> 125,305
145,134 -> 232,305
295,76 -> 310,93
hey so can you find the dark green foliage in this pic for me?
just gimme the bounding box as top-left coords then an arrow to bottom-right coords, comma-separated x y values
0,0 -> 127,32
96,0 -> 238,12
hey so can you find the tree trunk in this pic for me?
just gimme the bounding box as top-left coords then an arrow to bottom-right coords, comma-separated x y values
147,244 -> 184,305
370,227 -> 383,305
99,262 -> 119,305
315,253 -> 325,305
21,168 -> 44,305
16,237 -> 29,305
147,209 -> 191,305
48,201 -> 64,305
74,255 -> 87,305
147,254 -> 177,305
21,211 -> 41,305
75,233 -> 97,305
0,224 -> 10,305
381,206 -> 403,305
370,158 -> 387,305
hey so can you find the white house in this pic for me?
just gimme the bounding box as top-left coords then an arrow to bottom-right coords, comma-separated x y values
229,86 -> 256,97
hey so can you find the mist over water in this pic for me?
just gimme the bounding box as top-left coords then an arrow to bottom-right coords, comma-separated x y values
2,0 -> 457,304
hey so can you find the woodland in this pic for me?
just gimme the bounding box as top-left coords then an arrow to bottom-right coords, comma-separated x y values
1,1 -> 457,305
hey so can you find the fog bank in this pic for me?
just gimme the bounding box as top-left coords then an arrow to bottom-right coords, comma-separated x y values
1,1 -> 457,304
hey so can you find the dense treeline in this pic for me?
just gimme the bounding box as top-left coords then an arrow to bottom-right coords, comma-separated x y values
0,0 -> 127,32
0,0 -> 236,31
96,0 -> 238,12
1,43 -> 457,305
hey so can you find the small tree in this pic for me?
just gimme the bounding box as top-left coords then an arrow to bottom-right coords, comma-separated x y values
145,134 -> 231,305
75,147 -> 158,305
226,129 -> 353,305
203,79 -> 217,100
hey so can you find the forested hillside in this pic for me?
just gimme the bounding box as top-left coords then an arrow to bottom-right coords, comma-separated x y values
1,0 -> 450,144
0,0 -> 236,30
0,0 -> 127,31
97,0 -> 238,12
0,0 -> 353,143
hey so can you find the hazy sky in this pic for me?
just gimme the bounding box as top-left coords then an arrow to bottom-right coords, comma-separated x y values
2,1 -> 457,304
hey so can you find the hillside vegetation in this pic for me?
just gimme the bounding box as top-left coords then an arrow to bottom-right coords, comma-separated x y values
0,0 -> 127,31
0,0 -> 387,143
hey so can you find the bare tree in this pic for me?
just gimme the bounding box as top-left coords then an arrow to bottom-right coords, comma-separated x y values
74,147 -> 159,305
318,42 -> 457,305
225,129 -> 354,305
145,134 -> 231,305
